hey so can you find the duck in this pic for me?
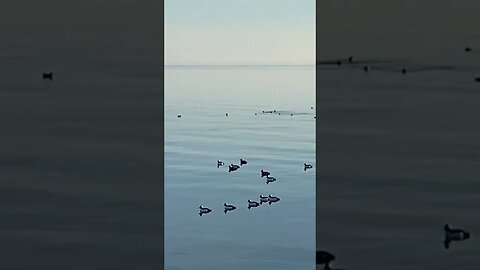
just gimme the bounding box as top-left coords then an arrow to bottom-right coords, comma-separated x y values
248,199 -> 260,209
177,114 -> 182,118
259,195 -> 269,204
304,163 -> 313,171
336,61 -> 342,66
268,195 -> 280,205
363,65 -> 369,72
266,176 -> 276,184
311,106 -> 314,109
240,159 -> 247,165
261,170 -> 270,177
317,250 -> 335,266
198,205 -> 212,216
217,160 -> 224,167
224,203 -> 236,213
225,113 -> 228,117
444,224 -> 470,249
42,72 -> 53,80
475,77 -> 480,82
229,164 -> 240,172
402,68 -> 407,74
348,56 -> 353,63
465,46 -> 472,52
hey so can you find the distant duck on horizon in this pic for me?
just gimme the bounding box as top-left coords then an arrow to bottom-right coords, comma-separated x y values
261,170 -> 270,177
42,72 -> 53,80
199,205 -> 212,216
248,199 -> 260,209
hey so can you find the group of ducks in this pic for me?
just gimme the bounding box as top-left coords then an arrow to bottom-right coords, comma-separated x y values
319,46 -> 480,81
317,224 -> 471,269
254,106 -> 316,119
199,158 -> 315,215
199,158 -> 285,216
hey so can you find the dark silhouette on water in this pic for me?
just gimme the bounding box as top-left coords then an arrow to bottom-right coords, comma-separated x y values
266,176 -> 276,184
465,46 -> 472,52
402,68 -> 407,74
247,199 -> 260,209
336,61 -> 342,66
228,164 -> 240,172
363,66 -> 369,72
42,72 -> 53,80
317,250 -> 335,266
475,77 -> 480,82
217,160 -> 224,168
444,224 -> 470,249
259,195 -> 269,204
199,205 -> 212,216
304,163 -> 313,171
240,159 -> 247,166
224,203 -> 236,213
348,56 -> 353,63
261,170 -> 270,177
267,195 -> 280,205
226,113 -> 228,117
177,114 -> 181,118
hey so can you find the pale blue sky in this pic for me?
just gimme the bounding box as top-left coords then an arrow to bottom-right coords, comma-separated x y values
165,0 -> 315,65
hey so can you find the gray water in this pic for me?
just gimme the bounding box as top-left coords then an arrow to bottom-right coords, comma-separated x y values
0,33 -> 162,268
317,48 -> 480,270
164,67 -> 316,270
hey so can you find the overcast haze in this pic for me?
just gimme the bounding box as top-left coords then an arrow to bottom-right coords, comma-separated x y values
165,0 -> 315,65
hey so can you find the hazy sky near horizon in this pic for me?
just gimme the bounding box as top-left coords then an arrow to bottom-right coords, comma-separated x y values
165,0 -> 315,65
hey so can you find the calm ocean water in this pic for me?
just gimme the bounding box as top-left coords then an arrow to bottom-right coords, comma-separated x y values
317,50 -> 480,270
0,45 -> 162,269
164,67 -> 316,270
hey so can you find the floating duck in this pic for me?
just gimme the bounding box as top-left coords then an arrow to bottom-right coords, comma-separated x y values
240,159 -> 247,166
199,205 -> 212,216
42,72 -> 53,80
475,77 -> 480,82
402,68 -> 407,74
228,164 -> 240,172
348,56 -> 353,63
259,195 -> 269,204
217,160 -> 224,167
444,224 -> 470,249
224,203 -> 236,213
261,170 -> 270,177
266,176 -> 276,184
465,47 -> 472,52
304,163 -> 313,171
248,199 -> 260,209
177,114 -> 182,118
268,195 -> 280,205
226,113 -> 228,117
363,66 -> 369,72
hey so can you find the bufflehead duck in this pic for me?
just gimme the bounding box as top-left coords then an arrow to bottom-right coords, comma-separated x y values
304,163 -> 313,171
224,203 -> 236,213
248,200 -> 260,209
240,159 -> 247,165
268,195 -> 280,205
259,195 -> 269,204
228,164 -> 240,172
266,176 -> 276,184
444,224 -> 470,249
217,160 -> 224,167
199,205 -> 212,216
261,170 -> 270,177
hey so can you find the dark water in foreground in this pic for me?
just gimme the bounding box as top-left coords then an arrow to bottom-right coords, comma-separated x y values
0,53 -> 162,269
317,57 -> 480,270
165,67 -> 316,270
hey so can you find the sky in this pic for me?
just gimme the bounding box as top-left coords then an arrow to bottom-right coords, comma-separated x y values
164,0 -> 315,65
